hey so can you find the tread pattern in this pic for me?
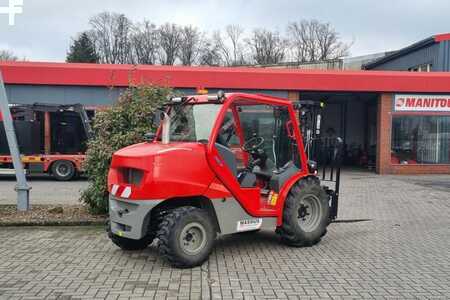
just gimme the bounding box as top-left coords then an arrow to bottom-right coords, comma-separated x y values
278,177 -> 329,247
156,206 -> 212,268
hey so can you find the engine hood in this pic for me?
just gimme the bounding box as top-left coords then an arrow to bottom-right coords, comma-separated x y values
108,142 -> 216,200
114,142 -> 199,158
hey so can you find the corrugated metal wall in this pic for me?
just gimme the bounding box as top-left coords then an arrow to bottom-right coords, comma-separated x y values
372,43 -> 440,71
4,85 -> 289,107
437,40 -> 450,71
5,85 -> 125,106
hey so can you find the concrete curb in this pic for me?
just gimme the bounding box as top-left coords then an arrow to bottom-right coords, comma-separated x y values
0,220 -> 107,227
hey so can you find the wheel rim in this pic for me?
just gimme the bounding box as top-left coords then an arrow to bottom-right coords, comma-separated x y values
179,222 -> 207,255
56,163 -> 70,177
297,194 -> 322,232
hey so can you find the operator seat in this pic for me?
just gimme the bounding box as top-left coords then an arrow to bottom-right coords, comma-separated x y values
215,143 -> 237,177
252,158 -> 275,180
215,143 -> 256,188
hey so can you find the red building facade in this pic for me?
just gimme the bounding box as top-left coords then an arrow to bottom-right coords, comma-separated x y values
1,61 -> 450,174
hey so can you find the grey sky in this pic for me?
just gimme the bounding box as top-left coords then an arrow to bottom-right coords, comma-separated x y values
0,0 -> 449,62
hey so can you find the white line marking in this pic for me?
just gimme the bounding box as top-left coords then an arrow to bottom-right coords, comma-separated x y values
121,186 -> 132,198
111,184 -> 119,196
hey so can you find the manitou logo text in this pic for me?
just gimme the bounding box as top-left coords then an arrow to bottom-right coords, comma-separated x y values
0,0 -> 23,26
394,94 -> 450,112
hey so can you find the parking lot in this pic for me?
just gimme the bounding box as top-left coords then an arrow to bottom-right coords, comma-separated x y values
0,171 -> 449,299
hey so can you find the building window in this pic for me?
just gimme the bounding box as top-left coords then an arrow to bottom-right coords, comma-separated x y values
391,116 -> 450,164
408,63 -> 432,72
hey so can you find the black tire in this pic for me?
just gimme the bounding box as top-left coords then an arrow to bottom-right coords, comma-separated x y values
51,160 -> 76,181
156,206 -> 216,268
106,219 -> 153,251
278,177 -> 329,247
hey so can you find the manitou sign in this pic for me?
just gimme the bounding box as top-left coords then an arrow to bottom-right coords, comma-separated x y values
395,94 -> 450,112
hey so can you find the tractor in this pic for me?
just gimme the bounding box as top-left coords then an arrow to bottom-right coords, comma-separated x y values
107,92 -> 342,268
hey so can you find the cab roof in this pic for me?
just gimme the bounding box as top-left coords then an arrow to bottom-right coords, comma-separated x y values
170,92 -> 292,106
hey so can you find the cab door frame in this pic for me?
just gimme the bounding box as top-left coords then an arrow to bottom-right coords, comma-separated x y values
206,93 -> 309,217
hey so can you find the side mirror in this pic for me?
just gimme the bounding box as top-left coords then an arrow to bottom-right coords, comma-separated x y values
152,109 -> 166,128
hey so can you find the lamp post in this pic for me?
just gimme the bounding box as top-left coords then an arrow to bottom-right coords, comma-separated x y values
0,71 -> 30,211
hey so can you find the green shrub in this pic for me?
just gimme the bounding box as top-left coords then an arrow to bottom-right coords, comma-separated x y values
80,85 -> 171,214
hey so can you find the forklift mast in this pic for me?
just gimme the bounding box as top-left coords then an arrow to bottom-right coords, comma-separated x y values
294,100 -> 343,220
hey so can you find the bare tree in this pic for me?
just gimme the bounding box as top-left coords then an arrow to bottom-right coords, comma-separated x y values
158,23 -> 182,65
0,50 -> 18,61
131,21 -> 159,64
287,20 -> 350,62
213,25 -> 247,66
246,29 -> 287,65
178,25 -> 202,66
89,12 -> 133,64
197,38 -> 222,66
226,25 -> 246,65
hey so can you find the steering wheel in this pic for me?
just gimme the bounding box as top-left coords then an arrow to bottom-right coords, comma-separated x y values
243,136 -> 265,153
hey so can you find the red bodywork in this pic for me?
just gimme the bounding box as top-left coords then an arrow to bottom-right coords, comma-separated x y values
108,93 -> 311,226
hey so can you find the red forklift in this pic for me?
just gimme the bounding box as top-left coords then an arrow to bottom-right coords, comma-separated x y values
0,103 -> 92,181
107,92 -> 342,268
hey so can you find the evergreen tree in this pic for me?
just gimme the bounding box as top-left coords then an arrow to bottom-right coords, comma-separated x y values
66,32 -> 99,63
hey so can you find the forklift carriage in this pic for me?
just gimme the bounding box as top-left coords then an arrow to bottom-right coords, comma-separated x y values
107,92 -> 343,268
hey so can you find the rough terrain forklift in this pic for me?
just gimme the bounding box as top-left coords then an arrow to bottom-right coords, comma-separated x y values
107,92 -> 342,268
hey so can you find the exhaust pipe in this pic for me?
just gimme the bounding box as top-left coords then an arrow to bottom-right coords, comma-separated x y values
161,112 -> 171,144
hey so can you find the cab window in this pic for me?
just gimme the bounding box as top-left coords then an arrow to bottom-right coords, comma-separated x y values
237,104 -> 300,169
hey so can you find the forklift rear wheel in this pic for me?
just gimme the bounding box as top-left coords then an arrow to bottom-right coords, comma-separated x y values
106,220 -> 153,250
51,160 -> 76,181
156,206 -> 216,268
278,177 -> 329,247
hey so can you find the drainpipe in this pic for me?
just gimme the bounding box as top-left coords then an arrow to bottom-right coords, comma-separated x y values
0,72 -> 30,211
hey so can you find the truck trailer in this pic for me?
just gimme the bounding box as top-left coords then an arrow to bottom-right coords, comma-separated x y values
0,103 -> 92,181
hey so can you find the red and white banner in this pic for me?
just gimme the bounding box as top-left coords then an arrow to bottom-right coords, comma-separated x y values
394,94 -> 450,112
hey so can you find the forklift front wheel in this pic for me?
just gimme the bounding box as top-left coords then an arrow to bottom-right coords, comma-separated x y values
278,177 -> 329,247
157,206 -> 216,268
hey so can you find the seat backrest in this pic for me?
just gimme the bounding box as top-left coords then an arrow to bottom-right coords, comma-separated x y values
215,143 -> 237,177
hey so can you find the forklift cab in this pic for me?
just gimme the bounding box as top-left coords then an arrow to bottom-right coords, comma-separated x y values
206,95 -> 310,215
215,99 -> 303,186
156,93 -> 312,217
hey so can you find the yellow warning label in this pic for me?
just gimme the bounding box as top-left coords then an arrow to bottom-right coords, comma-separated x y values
270,193 -> 278,206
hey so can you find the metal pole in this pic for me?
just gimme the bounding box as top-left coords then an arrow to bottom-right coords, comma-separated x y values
0,71 -> 30,211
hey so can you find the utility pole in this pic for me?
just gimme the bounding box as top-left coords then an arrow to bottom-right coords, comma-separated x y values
0,71 -> 30,211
